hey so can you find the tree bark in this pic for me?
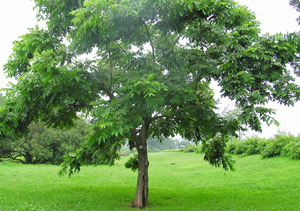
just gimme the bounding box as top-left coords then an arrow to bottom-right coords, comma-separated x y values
133,147 -> 149,208
132,121 -> 150,209
24,151 -> 33,164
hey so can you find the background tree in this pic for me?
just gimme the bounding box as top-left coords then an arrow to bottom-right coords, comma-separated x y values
147,137 -> 179,152
1,0 -> 300,208
0,118 -> 89,164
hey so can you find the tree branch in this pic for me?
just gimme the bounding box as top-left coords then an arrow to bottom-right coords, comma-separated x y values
114,41 -> 128,55
1,154 -> 25,164
144,24 -> 156,63
150,114 -> 173,121
99,83 -> 114,100
107,46 -> 114,92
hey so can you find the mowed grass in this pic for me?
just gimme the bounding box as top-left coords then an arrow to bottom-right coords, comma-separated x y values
1,152 -> 300,210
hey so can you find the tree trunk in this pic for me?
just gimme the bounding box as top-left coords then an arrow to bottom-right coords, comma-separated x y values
24,152 -> 33,164
132,120 -> 150,209
133,147 -> 149,208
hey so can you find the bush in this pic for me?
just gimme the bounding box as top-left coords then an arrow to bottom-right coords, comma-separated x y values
195,144 -> 204,153
244,137 -> 260,155
226,140 -> 237,154
225,135 -> 296,159
256,138 -> 271,154
261,136 -> 290,158
233,141 -> 247,155
281,138 -> 300,159
183,144 -> 197,153
163,149 -> 183,152
170,134 -> 300,161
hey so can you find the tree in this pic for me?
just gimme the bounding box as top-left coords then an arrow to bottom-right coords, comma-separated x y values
1,0 -> 300,208
0,118 -> 89,164
147,137 -> 179,151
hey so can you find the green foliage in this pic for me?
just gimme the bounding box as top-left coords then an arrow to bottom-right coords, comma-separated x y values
124,155 -> 139,172
182,143 -> 204,153
290,0 -> 300,27
183,144 -> 197,153
203,135 -> 235,171
194,144 -> 205,153
225,135 -> 300,160
282,139 -> 300,159
261,135 -> 290,158
0,118 -> 89,164
0,93 -> 3,105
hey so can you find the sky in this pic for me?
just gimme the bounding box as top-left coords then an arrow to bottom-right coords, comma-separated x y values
0,0 -> 299,138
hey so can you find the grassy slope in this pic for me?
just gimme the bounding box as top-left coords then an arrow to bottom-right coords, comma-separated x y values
0,152 -> 300,210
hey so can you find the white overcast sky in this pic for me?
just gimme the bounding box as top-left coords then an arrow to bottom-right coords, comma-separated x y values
0,0 -> 299,138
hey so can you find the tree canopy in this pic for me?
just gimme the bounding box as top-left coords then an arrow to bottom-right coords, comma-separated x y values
0,118 -> 89,164
1,0 -> 300,208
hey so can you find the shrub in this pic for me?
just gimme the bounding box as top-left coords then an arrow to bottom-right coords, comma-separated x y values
244,137 -> 260,155
195,144 -> 204,153
223,134 -> 300,160
226,137 -> 259,156
257,138 -> 271,154
163,149 -> 183,152
226,140 -> 237,154
281,138 -> 300,159
183,144 -> 197,153
234,141 -> 247,155
261,135 -> 290,158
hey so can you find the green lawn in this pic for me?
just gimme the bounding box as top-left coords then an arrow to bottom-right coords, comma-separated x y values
1,152 -> 300,210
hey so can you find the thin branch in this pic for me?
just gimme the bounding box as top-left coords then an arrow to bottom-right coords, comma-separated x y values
114,41 -> 128,55
107,46 -> 114,92
150,114 -> 173,121
144,24 -> 156,63
2,155 -> 25,164
172,19 -> 195,48
99,83 -> 114,100
131,129 -> 139,141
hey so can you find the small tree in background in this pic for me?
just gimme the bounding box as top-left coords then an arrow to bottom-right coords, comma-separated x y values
147,137 -> 179,152
1,0 -> 300,208
0,118 -> 89,164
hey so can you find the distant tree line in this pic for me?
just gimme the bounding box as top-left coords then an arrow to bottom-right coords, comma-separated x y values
147,137 -> 189,152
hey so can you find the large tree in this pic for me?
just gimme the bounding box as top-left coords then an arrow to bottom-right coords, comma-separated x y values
1,0 -> 300,208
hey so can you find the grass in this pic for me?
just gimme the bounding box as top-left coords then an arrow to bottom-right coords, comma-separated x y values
1,152 -> 300,210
